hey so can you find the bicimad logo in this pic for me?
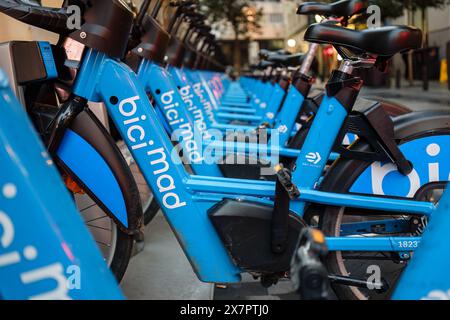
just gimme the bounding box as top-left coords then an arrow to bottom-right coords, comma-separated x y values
306,152 -> 322,165
118,96 -> 187,210
277,125 -> 288,134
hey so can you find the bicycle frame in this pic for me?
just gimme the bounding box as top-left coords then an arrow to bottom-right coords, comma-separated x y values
137,58 -> 303,176
0,69 -> 122,299
137,59 -> 222,176
137,57 -> 341,168
72,49 -> 439,284
192,68 -> 306,147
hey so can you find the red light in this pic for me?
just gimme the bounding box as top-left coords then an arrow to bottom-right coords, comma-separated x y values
324,46 -> 334,56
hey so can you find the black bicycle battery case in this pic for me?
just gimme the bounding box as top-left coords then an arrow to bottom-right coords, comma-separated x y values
0,41 -> 58,103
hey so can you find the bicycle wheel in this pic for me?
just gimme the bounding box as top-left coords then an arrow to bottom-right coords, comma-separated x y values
319,119 -> 450,300
75,192 -> 133,282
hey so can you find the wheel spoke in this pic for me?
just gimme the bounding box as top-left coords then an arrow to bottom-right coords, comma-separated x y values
85,215 -> 108,224
80,203 -> 98,212
87,224 -> 112,232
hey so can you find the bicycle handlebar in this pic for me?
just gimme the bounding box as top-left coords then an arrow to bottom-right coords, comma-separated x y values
0,0 -> 70,34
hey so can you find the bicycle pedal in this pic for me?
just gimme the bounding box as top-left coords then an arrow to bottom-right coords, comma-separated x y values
291,229 -> 331,300
215,284 -> 228,289
274,163 -> 300,199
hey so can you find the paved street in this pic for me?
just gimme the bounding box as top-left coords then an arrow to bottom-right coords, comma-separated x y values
121,213 -> 214,300
362,81 -> 450,111
121,211 -> 298,300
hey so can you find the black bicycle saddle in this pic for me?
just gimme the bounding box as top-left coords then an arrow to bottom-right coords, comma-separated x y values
259,49 -> 291,60
253,60 -> 275,70
304,23 -> 422,57
66,0 -> 134,59
297,0 -> 367,18
267,53 -> 306,68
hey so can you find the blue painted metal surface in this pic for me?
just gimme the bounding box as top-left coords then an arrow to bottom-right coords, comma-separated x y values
298,189 -> 435,216
138,60 -> 222,177
273,86 -> 305,146
393,188 -> 450,300
37,41 -> 58,80
340,219 -> 410,236
57,129 -> 128,228
326,237 -> 422,252
351,135 -> 450,198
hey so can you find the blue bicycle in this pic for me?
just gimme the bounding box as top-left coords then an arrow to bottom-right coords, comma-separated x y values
1,0 -> 448,300
0,0 -> 147,281
0,68 -> 123,299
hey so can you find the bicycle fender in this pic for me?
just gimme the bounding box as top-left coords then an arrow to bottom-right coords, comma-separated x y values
56,108 -> 143,236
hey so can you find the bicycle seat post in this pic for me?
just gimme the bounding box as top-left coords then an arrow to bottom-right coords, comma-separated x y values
298,16 -> 342,76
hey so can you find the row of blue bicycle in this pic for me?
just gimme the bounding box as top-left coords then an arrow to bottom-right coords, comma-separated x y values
0,0 -> 449,300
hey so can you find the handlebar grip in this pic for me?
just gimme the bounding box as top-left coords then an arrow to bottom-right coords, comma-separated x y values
169,0 -> 198,7
0,0 -> 69,34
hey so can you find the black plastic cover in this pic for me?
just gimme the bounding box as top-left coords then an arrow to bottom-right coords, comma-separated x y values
66,0 -> 134,59
267,53 -> 305,68
11,41 -> 48,84
219,156 -> 276,181
209,199 -> 306,274
132,16 -> 171,64
167,37 -> 186,68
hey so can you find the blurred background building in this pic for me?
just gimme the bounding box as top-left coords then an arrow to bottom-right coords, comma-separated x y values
214,0 -> 305,66
0,0 -> 448,88
210,0 -> 449,88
